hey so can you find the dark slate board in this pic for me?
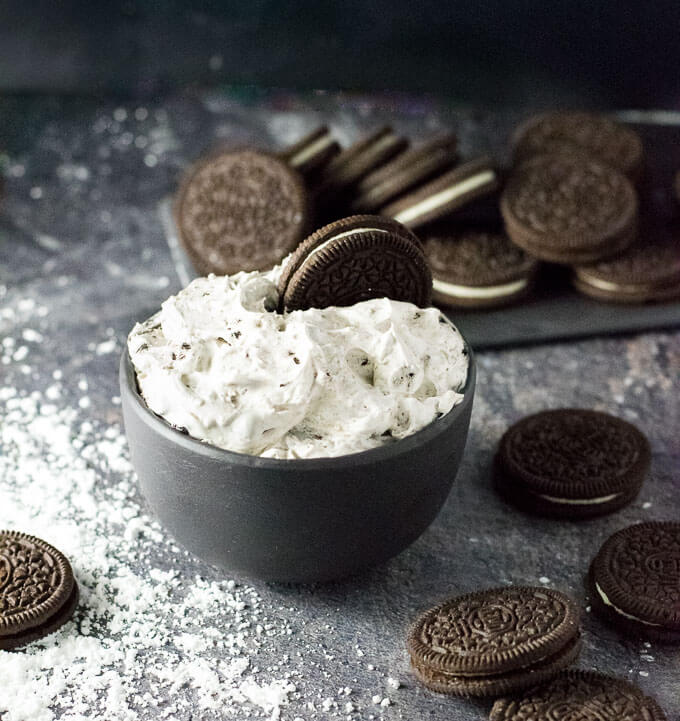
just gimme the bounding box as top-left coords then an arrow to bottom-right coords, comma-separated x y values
161,117 -> 680,350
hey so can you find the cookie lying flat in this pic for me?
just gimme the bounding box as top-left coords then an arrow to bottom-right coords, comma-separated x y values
588,522 -> 680,644
278,215 -> 431,311
382,157 -> 499,230
0,530 -> 79,650
502,154 -> 638,264
573,235 -> 680,303
350,134 -> 458,212
175,149 -> 310,276
407,586 -> 581,698
490,670 -> 667,721
278,125 -> 340,177
423,227 -> 539,308
495,409 -> 650,519
512,111 -> 644,178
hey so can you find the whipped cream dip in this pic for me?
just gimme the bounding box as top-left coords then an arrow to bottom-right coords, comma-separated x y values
128,268 -> 469,459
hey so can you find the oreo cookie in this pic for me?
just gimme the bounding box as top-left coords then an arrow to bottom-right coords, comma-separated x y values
0,530 -> 78,649
382,157 -> 499,230
573,234 -> 680,303
501,154 -> 638,264
512,111 -> 644,178
490,670 -> 667,721
278,125 -> 341,177
278,215 -> 431,311
495,409 -> 650,519
407,586 -> 581,698
350,134 -> 458,212
675,170 -> 680,203
175,149 -> 310,276
588,522 -> 680,643
423,227 -> 539,308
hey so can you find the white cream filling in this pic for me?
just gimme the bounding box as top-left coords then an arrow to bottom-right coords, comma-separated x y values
294,228 -> 389,277
393,170 -> 496,225
538,492 -> 621,505
288,134 -> 334,169
432,276 -> 528,300
595,582 -> 663,627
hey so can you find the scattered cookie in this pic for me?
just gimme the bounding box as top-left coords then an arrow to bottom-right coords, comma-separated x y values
501,154 -> 638,264
278,125 -> 341,177
382,157 -> 499,229
490,670 -> 667,721
350,134 -> 458,212
278,215 -> 431,311
423,227 -> 539,308
588,522 -> 680,643
512,111 -> 644,178
407,586 -> 581,697
0,530 -> 79,650
495,409 -> 650,518
175,148 -> 310,276
573,234 -> 680,303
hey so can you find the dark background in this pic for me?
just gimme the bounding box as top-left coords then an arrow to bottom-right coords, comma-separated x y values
1,0 -> 679,107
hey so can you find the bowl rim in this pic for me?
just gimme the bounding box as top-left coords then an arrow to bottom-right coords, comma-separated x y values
120,326 -> 475,471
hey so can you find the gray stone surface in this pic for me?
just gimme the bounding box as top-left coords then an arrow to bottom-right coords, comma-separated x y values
0,90 -> 678,719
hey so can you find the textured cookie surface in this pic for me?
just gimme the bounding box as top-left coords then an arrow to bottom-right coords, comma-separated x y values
407,586 -> 581,697
496,409 -> 650,518
501,154 -> 637,264
0,530 -> 77,649
382,157 -> 499,230
590,522 -> 680,640
574,235 -> 680,303
279,216 -> 432,311
490,670 -> 667,721
512,111 -> 644,177
176,149 -> 309,276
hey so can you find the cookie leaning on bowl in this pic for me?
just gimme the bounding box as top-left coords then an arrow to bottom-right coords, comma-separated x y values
278,215 -> 432,311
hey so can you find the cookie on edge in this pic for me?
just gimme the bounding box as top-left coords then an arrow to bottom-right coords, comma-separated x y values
175,148 -> 310,276
278,125 -> 341,178
382,157 -> 499,230
407,586 -> 581,698
0,530 -> 79,650
350,134 -> 458,212
588,521 -> 680,644
278,215 -> 432,311
423,227 -> 539,308
495,409 -> 651,519
512,111 -> 644,179
490,669 -> 667,721
502,154 -> 638,265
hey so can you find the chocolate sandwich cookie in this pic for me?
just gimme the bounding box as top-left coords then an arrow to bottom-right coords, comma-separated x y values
175,149 -> 310,276
317,126 -> 409,194
407,586 -> 581,698
490,670 -> 667,721
423,227 -> 539,308
495,409 -> 650,519
588,522 -> 680,643
278,215 -> 431,311
350,134 -> 458,212
278,125 -> 340,177
674,170 -> 680,204
382,157 -> 499,230
512,111 -> 644,179
501,154 -> 638,264
0,530 -> 78,649
573,234 -> 680,303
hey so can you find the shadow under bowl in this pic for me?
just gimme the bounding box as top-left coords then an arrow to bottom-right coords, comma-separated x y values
120,346 -> 475,583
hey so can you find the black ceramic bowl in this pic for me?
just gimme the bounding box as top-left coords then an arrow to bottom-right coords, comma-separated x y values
120,344 -> 475,583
